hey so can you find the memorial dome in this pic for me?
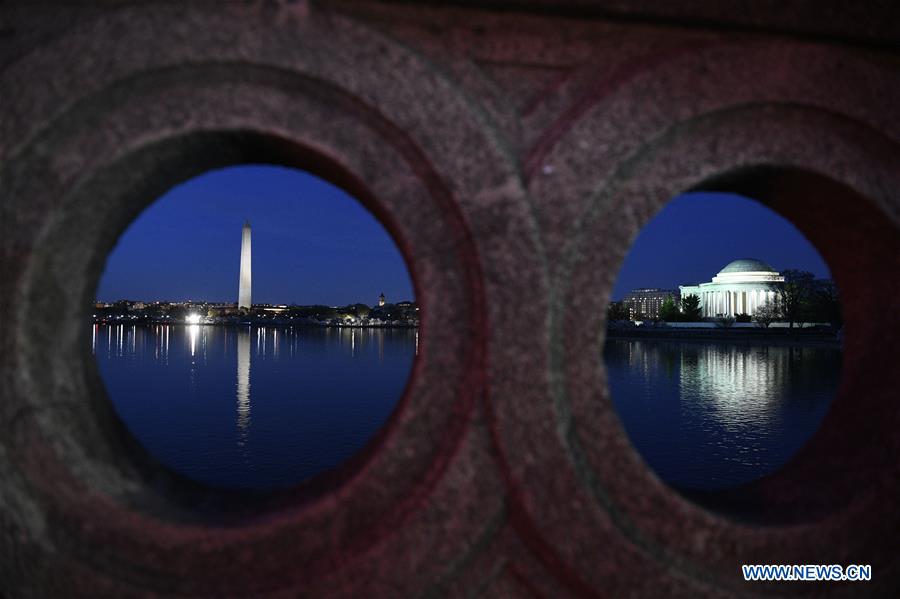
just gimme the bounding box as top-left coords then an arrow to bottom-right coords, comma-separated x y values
718,258 -> 775,274
682,258 -> 785,318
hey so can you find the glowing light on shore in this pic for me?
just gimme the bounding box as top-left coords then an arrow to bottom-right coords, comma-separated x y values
185,313 -> 201,325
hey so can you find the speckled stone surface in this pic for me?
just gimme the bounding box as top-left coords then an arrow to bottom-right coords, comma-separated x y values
2,2 -> 899,596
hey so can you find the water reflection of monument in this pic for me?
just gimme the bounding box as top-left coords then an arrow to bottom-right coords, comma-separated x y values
236,328 -> 251,448
679,345 -> 788,426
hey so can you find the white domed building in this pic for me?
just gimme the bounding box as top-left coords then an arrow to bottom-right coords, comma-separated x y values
679,259 -> 784,318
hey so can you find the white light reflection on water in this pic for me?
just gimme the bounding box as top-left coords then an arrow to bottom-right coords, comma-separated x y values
188,324 -> 199,357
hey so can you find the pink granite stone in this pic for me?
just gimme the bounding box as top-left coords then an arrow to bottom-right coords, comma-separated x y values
2,2 -> 898,596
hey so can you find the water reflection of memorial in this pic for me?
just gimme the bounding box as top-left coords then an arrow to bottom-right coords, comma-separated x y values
604,339 -> 841,490
678,345 -> 789,429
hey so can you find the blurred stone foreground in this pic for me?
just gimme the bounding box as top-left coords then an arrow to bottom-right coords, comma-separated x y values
2,2 -> 899,596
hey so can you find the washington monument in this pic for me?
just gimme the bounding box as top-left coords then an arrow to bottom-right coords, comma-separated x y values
238,221 -> 252,309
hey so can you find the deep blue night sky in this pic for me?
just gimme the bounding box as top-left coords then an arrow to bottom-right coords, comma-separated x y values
98,167 -> 830,305
611,192 -> 831,300
97,166 -> 415,306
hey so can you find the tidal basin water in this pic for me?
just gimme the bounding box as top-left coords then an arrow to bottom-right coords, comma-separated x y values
604,339 -> 841,491
94,324 -> 416,489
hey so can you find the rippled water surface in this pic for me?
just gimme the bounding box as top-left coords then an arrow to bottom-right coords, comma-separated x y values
95,324 -> 416,489
604,339 -> 841,490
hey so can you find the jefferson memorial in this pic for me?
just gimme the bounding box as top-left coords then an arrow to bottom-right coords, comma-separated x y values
679,259 -> 784,318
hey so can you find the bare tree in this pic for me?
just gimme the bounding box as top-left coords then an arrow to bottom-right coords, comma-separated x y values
754,301 -> 780,329
777,269 -> 815,329
808,278 -> 843,328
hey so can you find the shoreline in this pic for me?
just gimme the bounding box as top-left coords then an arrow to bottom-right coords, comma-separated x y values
606,328 -> 840,347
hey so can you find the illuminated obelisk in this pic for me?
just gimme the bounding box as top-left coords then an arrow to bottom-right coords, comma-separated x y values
238,220 -> 252,309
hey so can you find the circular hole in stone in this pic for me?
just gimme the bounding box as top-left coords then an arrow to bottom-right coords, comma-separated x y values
605,191 -> 843,498
92,165 -> 419,490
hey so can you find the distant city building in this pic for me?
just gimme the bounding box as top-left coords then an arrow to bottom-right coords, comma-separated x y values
262,305 -> 289,313
679,258 -> 783,318
378,292 -> 385,307
622,288 -> 679,319
238,221 -> 252,309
